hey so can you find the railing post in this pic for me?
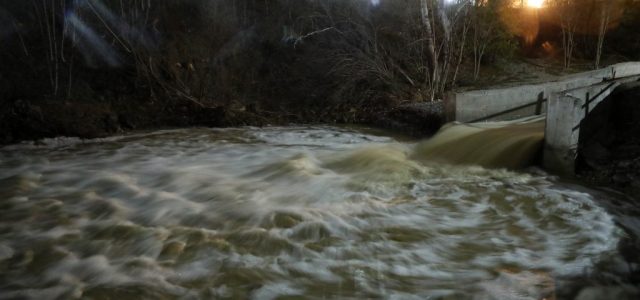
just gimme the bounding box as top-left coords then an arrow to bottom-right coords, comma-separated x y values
535,92 -> 544,115
585,92 -> 590,118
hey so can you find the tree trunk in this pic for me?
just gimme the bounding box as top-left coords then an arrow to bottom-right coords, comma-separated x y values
595,1 -> 612,69
451,13 -> 470,86
437,0 -> 452,95
420,0 -> 438,100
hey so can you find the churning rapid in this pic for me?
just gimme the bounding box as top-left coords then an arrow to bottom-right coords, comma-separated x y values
414,116 -> 546,169
0,124 -> 621,299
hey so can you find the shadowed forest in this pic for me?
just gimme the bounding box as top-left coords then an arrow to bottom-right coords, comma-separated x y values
1,0 -> 640,142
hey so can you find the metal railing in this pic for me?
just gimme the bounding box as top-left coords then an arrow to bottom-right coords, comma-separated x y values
572,82 -> 618,132
469,92 -> 546,123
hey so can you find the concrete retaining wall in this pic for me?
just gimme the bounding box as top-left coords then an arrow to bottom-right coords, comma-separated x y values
447,62 -> 640,123
543,76 -> 640,175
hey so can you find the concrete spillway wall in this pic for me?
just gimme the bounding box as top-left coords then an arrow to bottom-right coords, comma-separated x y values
446,62 -> 640,123
543,77 -> 640,175
444,62 -> 640,175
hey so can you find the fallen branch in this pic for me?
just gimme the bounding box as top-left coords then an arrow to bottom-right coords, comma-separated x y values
294,27 -> 339,48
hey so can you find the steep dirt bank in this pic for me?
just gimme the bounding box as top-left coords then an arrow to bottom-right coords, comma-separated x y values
0,97 -> 445,146
0,98 -> 228,145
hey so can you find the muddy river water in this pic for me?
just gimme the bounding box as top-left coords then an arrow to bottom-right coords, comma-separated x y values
0,125 -> 636,299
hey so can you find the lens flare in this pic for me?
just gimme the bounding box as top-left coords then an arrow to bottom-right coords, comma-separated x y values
527,0 -> 544,8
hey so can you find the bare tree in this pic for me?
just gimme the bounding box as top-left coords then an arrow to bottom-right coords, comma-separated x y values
420,0 -> 439,100
471,3 -> 491,80
31,0 -> 64,96
469,0 -> 503,81
550,0 -> 579,69
418,0 -> 473,100
594,0 -> 615,68
449,1 -> 473,88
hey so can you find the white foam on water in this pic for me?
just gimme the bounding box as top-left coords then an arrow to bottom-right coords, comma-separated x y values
0,126 -> 623,299
251,282 -> 304,300
0,243 -> 14,261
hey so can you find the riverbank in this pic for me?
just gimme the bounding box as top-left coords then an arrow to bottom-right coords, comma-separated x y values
0,97 -> 446,146
3,75 -> 639,203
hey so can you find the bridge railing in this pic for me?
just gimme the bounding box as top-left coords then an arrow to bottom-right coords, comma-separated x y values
448,62 -> 640,123
468,92 -> 547,123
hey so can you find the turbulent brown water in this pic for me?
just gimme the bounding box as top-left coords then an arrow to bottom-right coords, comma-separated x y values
414,117 -> 545,169
0,125 -> 626,299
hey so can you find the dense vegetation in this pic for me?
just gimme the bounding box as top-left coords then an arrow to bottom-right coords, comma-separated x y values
1,0 -> 639,143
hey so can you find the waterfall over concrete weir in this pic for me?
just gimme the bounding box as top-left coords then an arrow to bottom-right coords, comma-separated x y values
412,116 -> 546,169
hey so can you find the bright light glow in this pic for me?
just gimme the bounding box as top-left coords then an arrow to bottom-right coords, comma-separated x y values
526,0 -> 545,8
